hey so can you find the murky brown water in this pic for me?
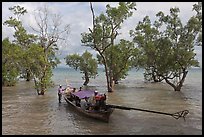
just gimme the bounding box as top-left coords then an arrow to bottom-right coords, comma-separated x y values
2,72 -> 202,135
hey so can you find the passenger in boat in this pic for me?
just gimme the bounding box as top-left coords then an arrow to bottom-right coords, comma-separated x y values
75,96 -> 81,107
75,87 -> 82,107
58,85 -> 66,103
95,92 -> 104,111
87,91 -> 98,110
72,88 -> 76,92
93,90 -> 98,103
84,96 -> 91,110
94,92 -> 107,111
64,86 -> 72,98
99,94 -> 107,110
70,88 -> 77,101
91,90 -> 102,111
79,87 -> 82,91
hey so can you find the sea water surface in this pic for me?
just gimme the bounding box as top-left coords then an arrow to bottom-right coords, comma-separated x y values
2,67 -> 202,135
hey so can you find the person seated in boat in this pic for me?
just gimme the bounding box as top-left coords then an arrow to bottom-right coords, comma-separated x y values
95,92 -> 106,111
79,86 -> 82,91
64,86 -> 72,98
84,96 -> 91,110
93,92 -> 107,111
99,94 -> 107,110
92,90 -> 98,103
91,90 -> 103,111
71,88 -> 76,97
87,90 -> 98,110
69,88 -> 77,101
75,96 -> 81,107
72,88 -> 76,92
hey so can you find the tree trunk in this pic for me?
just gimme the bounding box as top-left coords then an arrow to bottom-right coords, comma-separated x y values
34,76 -> 46,95
164,69 -> 188,91
108,28 -> 115,92
40,82 -> 46,95
105,67 -> 113,92
38,62 -> 47,95
26,71 -> 31,81
33,78 -> 41,95
164,78 -> 178,91
83,72 -> 89,86
174,86 -> 182,91
102,56 -> 113,92
40,90 -> 45,95
109,70 -> 115,92
89,2 -> 113,92
175,69 -> 188,91
110,77 -> 115,91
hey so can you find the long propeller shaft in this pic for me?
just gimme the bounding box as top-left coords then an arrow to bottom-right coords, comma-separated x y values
107,104 -> 189,121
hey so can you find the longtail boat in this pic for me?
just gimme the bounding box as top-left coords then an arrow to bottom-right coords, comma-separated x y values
63,90 -> 114,122
63,89 -> 189,122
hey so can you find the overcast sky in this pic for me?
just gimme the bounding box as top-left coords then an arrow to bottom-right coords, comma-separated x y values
2,2 -> 202,67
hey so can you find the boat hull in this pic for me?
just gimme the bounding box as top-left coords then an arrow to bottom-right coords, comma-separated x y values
64,96 -> 114,122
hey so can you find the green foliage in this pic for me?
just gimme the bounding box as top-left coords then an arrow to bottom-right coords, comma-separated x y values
4,6 -> 37,47
2,38 -> 22,86
192,2 -> 202,46
65,54 -> 82,70
3,5 -> 62,95
80,51 -> 98,79
98,39 -> 139,83
65,50 -> 98,85
130,15 -> 163,82
22,43 -> 55,94
4,5 -> 38,81
82,2 -> 136,91
130,4 -> 201,91
9,5 -> 27,19
28,5 -> 68,94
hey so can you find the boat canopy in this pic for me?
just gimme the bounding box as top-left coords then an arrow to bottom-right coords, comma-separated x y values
72,90 -> 95,99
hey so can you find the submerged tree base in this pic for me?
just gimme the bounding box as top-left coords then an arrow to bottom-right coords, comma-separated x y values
37,92 -> 45,95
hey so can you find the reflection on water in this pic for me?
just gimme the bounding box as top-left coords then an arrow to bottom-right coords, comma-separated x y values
2,72 -> 202,135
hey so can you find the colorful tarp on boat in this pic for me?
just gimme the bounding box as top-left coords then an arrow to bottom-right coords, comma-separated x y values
72,90 -> 95,99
